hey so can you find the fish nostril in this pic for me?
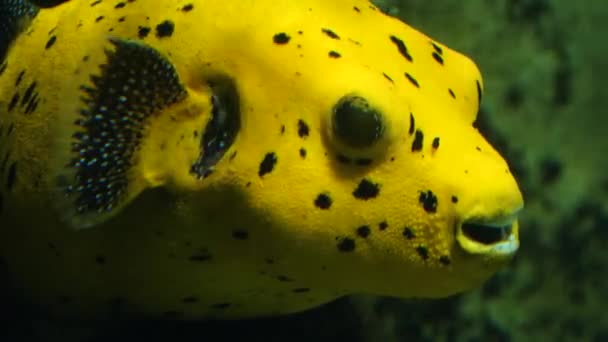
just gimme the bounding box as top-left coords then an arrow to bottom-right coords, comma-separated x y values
461,222 -> 512,245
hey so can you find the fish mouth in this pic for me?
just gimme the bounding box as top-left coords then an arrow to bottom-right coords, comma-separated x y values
456,214 -> 520,257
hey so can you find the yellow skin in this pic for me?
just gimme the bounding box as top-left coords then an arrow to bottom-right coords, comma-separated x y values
0,0 -> 523,319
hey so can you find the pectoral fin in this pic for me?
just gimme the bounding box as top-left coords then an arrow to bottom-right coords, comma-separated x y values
53,38 -> 187,229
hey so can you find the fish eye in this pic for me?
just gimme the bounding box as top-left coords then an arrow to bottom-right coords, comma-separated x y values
332,95 -> 384,148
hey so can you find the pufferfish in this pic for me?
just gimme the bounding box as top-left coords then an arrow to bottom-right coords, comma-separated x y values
0,0 -> 523,319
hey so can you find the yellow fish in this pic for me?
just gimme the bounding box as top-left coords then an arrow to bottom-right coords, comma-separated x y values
0,0 -> 523,319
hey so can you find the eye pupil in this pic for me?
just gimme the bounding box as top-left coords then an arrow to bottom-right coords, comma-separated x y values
333,95 -> 384,148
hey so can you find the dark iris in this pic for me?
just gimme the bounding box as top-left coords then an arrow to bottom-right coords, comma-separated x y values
332,95 -> 384,148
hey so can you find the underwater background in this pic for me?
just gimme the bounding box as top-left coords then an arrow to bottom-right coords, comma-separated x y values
2,0 -> 606,341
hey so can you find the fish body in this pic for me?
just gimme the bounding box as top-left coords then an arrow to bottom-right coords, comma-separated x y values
0,0 -> 523,319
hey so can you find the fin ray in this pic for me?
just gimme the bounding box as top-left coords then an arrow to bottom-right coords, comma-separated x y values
52,38 -> 187,229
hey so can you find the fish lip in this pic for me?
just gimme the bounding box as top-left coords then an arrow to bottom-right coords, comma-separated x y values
455,213 -> 520,257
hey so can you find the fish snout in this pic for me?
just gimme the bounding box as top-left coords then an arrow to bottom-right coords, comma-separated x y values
456,212 -> 521,259
446,144 -> 524,260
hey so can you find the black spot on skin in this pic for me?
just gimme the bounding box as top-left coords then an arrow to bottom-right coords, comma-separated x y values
114,2 -> 126,9
6,162 -> 16,191
432,52 -> 444,65
91,0 -> 102,6
273,32 -> 290,44
293,288 -> 310,293
419,190 -> 438,213
439,255 -> 451,265
409,113 -> 415,135
181,4 -> 193,12
321,28 -> 340,39
15,70 -> 25,86
280,125 -> 285,134
336,154 -> 351,164
45,35 -> 57,49
314,193 -> 332,209
8,92 -> 19,112
232,229 -> 249,240
138,26 -> 150,38
411,129 -> 423,152
155,20 -> 174,38
382,73 -> 394,83
21,81 -> 36,108
277,275 -> 293,282
24,93 -> 39,114
258,152 -> 277,177
405,72 -> 419,88
356,225 -> 371,238
211,303 -> 231,309
353,179 -> 379,200
328,51 -> 341,58
431,42 -> 443,55
448,88 -> 456,99
476,80 -> 482,106
416,245 -> 429,260
95,15 -> 104,23
95,255 -> 106,265
229,151 -> 237,161
299,148 -> 306,159
403,227 -> 415,239
389,35 -> 413,62
540,157 -> 562,185
118,16 -> 126,23
188,250 -> 212,262
432,137 -> 440,149
297,119 -> 309,138
379,221 -> 388,231
182,296 -> 198,303
337,237 -> 355,252
353,6 -> 360,12
451,196 -> 459,203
